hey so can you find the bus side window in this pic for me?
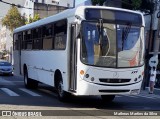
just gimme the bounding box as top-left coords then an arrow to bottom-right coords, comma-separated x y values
13,34 -> 18,50
25,30 -> 32,50
32,27 -> 42,49
42,24 -> 53,50
22,32 -> 25,50
54,19 -> 67,50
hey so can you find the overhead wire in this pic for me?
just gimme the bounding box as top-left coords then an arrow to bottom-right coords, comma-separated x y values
0,0 -> 69,11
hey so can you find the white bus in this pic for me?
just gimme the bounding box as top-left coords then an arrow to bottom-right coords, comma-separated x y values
13,6 -> 145,102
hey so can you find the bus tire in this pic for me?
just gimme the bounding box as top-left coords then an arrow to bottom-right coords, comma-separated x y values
30,79 -> 38,89
57,77 -> 69,102
101,95 -> 115,102
24,67 -> 38,89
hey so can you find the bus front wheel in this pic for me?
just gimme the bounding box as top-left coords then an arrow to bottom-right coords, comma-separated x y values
101,95 -> 115,102
57,80 -> 69,101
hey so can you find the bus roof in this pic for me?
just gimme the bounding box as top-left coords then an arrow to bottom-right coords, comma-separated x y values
14,6 -> 144,33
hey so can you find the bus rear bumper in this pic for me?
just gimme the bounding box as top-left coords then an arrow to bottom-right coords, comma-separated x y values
76,80 -> 142,96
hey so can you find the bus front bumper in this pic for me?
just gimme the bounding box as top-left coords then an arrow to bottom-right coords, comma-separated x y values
76,79 -> 143,96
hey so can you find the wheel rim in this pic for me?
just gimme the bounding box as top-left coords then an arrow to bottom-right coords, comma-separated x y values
58,81 -> 63,97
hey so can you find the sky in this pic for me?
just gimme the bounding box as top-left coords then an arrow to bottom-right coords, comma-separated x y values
76,0 -> 86,5
0,0 -> 24,18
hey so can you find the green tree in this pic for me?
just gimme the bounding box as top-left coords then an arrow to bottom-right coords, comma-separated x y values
131,0 -> 142,10
99,0 -> 106,5
91,0 -> 106,6
122,0 -> 142,10
139,0 -> 154,14
91,0 -> 153,14
91,0 -> 98,5
122,0 -> 153,13
26,14 -> 41,24
1,6 -> 26,32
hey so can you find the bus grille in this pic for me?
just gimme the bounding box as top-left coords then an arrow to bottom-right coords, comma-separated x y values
99,90 -> 130,93
99,79 -> 131,83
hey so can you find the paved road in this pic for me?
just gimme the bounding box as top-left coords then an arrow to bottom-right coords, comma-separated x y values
0,75 -> 160,118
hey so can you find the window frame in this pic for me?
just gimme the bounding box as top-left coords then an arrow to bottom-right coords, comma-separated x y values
14,19 -> 68,51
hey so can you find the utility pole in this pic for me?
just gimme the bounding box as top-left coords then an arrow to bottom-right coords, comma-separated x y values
147,0 -> 160,89
152,0 -> 160,55
143,0 -> 160,90
73,0 -> 75,8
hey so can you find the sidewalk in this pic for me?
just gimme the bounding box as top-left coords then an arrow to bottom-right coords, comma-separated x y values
142,87 -> 160,95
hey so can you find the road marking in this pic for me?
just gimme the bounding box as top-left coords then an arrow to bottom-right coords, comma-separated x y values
19,88 -> 41,96
1,88 -> 19,96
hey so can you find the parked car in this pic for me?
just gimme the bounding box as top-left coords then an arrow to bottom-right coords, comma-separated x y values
0,60 -> 13,76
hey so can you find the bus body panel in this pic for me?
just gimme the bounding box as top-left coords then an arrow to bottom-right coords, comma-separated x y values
20,50 -> 68,88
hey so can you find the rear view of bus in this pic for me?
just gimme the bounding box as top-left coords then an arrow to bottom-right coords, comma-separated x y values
74,7 -> 145,102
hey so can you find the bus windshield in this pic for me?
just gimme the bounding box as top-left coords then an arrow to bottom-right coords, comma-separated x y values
81,21 -> 143,68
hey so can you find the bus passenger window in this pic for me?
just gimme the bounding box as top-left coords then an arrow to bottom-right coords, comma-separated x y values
13,34 -> 19,50
54,19 -> 67,50
33,28 -> 42,49
42,24 -> 52,37
42,24 -> 53,50
26,30 -> 32,49
21,32 -> 25,49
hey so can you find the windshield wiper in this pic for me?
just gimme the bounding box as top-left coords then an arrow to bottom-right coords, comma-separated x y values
122,22 -> 132,50
97,19 -> 104,55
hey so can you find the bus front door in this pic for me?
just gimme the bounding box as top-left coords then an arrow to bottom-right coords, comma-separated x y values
69,24 -> 77,92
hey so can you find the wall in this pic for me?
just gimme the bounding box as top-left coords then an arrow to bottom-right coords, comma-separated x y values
21,0 -> 70,19
21,0 -> 34,19
34,3 -> 67,18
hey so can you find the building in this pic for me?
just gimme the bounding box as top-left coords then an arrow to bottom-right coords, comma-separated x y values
21,0 -> 74,19
0,0 -> 74,62
0,27 -> 6,51
0,26 -> 12,61
0,0 -> 25,61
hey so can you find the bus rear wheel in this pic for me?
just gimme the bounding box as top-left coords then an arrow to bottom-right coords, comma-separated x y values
101,95 -> 115,102
24,68 -> 38,89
